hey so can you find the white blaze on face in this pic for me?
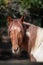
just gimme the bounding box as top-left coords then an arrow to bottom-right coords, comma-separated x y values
10,25 -> 21,32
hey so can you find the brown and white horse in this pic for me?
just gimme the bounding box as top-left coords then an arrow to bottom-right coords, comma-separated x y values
7,16 -> 43,62
7,16 -> 28,57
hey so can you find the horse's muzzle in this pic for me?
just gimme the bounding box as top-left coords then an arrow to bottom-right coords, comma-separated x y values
11,47 -> 21,57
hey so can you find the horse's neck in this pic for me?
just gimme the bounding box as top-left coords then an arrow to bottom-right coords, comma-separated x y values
28,25 -> 37,52
30,27 -> 43,62
32,27 -> 43,51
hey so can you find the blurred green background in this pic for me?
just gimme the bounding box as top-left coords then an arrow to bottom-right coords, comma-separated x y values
0,0 -> 43,28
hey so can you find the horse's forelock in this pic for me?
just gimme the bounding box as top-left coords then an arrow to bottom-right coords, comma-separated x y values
8,19 -> 24,36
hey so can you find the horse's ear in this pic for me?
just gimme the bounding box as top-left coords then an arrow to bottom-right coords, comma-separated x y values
7,16 -> 13,23
20,16 -> 24,23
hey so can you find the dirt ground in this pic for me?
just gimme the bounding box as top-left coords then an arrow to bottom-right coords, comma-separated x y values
0,58 -> 32,65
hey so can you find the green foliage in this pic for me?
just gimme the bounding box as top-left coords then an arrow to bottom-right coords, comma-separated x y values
0,0 -> 2,5
18,0 -> 43,15
31,0 -> 43,8
0,0 -> 42,27
20,0 -> 43,8
20,0 -> 31,9
0,0 -> 43,8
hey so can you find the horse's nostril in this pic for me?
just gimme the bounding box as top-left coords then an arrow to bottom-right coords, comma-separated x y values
12,47 -> 20,54
14,48 -> 18,52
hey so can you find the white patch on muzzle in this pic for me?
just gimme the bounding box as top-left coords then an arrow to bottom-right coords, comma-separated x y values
12,48 -> 20,54
12,48 -> 15,54
26,31 -> 31,37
